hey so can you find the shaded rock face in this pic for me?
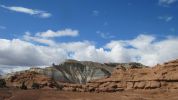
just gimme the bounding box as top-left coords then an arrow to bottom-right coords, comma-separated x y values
60,59 -> 178,92
5,71 -> 58,89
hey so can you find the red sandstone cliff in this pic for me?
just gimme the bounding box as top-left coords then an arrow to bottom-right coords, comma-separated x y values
61,59 -> 178,92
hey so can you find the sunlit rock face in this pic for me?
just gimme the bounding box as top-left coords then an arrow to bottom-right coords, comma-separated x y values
53,60 -> 113,84
5,71 -> 58,89
2,59 -> 148,89
52,60 -> 147,84
60,59 -> 178,92
2,60 -> 113,84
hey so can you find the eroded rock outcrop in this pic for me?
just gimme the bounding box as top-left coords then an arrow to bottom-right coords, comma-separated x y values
60,59 -> 178,92
5,71 -> 58,89
52,60 -> 147,84
1,60 -> 153,91
53,60 -> 113,84
3,60 -> 147,85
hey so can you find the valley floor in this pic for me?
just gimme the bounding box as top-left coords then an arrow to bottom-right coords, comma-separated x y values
1,89 -> 178,100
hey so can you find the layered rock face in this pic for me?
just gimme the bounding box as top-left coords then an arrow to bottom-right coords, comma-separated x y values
5,71 -> 58,89
52,60 -> 147,84
1,60 -> 149,90
53,60 -> 113,84
61,59 -> 178,92
3,60 -> 147,85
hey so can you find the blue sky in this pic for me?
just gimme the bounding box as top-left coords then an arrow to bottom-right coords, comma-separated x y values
0,0 -> 178,73
0,0 -> 177,45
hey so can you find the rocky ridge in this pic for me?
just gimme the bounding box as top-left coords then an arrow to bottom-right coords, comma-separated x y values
60,59 -> 178,92
3,60 -> 146,84
53,60 -> 113,83
5,71 -> 58,89
1,60 -> 148,90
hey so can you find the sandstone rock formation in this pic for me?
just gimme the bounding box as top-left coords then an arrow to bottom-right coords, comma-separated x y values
2,60 -> 148,90
105,62 -> 148,69
5,71 -> 58,89
3,60 -> 147,85
60,59 -> 178,92
51,60 -> 147,84
53,60 -> 113,83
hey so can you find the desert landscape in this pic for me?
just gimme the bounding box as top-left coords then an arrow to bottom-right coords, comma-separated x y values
1,0 -> 178,100
1,59 -> 178,100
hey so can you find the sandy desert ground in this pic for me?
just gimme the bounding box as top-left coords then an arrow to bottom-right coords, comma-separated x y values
1,89 -> 178,100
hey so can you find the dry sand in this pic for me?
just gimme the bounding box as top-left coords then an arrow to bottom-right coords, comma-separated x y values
1,89 -> 178,100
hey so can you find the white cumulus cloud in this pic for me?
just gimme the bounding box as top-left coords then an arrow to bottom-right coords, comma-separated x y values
105,35 -> 178,66
0,39 -> 67,66
0,34 -> 178,73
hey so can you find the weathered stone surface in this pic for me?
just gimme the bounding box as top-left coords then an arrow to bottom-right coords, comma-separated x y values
134,82 -> 145,89
61,59 -> 178,92
99,82 -> 110,88
107,82 -> 118,88
3,59 -> 178,93
5,71 -> 58,89
116,82 -> 123,88
126,82 -> 134,89
150,81 -> 161,89
63,87 -> 76,91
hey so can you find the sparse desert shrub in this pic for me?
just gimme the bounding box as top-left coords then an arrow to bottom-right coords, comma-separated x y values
32,83 -> 40,89
0,79 -> 6,88
20,82 -> 27,90
56,84 -> 64,90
